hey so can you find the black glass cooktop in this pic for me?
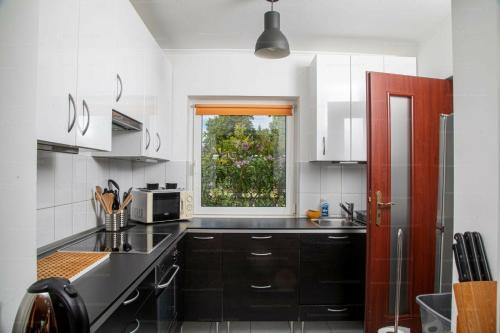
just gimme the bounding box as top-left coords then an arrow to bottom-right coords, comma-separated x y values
59,231 -> 171,254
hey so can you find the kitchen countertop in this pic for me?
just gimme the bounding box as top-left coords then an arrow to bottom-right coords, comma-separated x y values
43,217 -> 365,331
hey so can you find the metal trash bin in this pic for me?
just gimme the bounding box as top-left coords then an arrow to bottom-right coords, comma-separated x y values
416,293 -> 452,333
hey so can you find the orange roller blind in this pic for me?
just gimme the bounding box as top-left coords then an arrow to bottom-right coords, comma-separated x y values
195,104 -> 293,116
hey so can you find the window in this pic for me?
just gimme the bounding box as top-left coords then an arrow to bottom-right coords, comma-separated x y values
193,104 -> 294,216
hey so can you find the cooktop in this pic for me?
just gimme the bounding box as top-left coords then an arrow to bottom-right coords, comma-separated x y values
59,231 -> 171,254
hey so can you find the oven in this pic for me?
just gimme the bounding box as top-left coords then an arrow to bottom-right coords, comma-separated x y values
137,246 -> 181,332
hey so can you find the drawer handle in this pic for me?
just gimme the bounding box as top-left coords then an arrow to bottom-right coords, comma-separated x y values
193,236 -> 214,240
128,319 -> 140,333
251,236 -> 272,240
328,236 -> 349,240
157,264 -> 180,289
122,289 -> 140,306
251,284 -> 272,289
251,252 -> 272,256
327,307 -> 348,312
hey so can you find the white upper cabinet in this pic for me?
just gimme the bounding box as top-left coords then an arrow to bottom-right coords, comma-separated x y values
75,0 -> 115,151
309,54 -> 416,162
36,0 -> 79,147
153,52 -> 172,160
114,1 -> 146,123
311,55 -> 351,161
350,55 -> 384,161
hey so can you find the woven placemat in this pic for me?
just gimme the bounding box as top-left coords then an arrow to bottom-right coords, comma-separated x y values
38,252 -> 110,282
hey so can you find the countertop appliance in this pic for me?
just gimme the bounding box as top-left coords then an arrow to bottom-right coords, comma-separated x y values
130,189 -> 193,223
434,113 -> 454,293
59,231 -> 171,254
13,277 -> 89,333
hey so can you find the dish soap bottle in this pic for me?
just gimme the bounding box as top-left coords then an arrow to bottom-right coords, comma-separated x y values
320,199 -> 329,217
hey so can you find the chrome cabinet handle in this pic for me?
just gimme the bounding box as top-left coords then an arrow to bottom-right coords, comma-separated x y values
328,236 -> 349,240
127,319 -> 140,333
193,236 -> 214,240
116,73 -> 123,102
155,132 -> 161,152
145,128 -> 151,150
322,136 -> 326,155
68,93 -> 76,133
122,289 -> 140,305
251,236 -> 272,240
82,99 -> 90,136
157,264 -> 180,289
327,307 -> 348,312
251,252 -> 272,256
251,284 -> 272,289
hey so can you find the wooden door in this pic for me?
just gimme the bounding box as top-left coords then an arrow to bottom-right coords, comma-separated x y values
365,72 -> 452,332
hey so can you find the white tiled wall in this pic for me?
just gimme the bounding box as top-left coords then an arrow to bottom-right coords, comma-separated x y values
297,162 -> 367,217
36,151 -> 187,248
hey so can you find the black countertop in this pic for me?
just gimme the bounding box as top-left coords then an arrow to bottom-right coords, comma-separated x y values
45,217 -> 365,331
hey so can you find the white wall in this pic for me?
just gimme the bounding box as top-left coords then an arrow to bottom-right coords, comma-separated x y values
166,50 -> 389,216
0,0 -> 39,330
451,0 -> 500,329
417,13 -> 453,79
36,152 -> 186,247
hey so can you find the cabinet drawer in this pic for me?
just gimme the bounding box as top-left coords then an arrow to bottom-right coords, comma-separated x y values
299,277 -> 364,305
96,271 -> 154,332
185,233 -> 222,249
224,249 -> 298,285
224,284 -> 298,321
183,268 -> 222,289
223,233 -> 299,250
299,305 -> 364,321
181,290 -> 222,321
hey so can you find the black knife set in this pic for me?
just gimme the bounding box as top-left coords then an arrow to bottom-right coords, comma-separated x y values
453,232 -> 492,282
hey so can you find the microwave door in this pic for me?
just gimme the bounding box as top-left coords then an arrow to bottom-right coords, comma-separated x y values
153,193 -> 180,221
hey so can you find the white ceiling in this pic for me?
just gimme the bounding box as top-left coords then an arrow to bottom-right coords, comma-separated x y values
131,0 -> 450,51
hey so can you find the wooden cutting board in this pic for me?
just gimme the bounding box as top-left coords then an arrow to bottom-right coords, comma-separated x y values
37,252 -> 110,282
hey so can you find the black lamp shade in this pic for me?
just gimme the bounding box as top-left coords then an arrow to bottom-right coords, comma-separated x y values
255,11 -> 290,59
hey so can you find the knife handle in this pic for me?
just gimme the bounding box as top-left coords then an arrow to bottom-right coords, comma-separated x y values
454,233 -> 473,282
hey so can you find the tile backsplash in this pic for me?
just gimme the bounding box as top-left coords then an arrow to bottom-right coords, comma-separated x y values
36,150 -> 187,248
297,162 -> 367,217
37,151 -> 366,248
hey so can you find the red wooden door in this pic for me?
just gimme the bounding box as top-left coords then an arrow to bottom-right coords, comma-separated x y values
365,72 -> 452,332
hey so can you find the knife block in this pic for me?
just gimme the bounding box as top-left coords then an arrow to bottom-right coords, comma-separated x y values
454,281 -> 497,333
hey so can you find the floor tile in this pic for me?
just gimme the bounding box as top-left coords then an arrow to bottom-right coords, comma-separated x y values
327,321 -> 363,332
182,321 -> 212,333
299,321 -> 331,333
251,321 -> 291,333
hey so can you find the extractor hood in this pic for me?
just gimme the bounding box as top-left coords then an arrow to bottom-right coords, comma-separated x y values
112,110 -> 142,131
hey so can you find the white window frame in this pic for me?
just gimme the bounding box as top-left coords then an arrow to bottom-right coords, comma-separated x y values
192,104 -> 295,217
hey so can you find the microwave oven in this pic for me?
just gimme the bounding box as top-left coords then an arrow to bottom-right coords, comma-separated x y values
130,189 -> 193,223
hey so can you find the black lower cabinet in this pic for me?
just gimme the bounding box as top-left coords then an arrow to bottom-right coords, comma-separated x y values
96,270 -> 154,333
181,233 -> 223,321
222,233 -> 299,321
299,233 -> 366,321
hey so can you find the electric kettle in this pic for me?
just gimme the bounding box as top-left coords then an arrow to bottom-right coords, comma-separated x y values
12,277 -> 89,333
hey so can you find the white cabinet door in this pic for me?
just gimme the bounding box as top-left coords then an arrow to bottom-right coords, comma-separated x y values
36,0 -> 79,146
350,55 -> 384,161
316,55 -> 351,161
114,0 -> 146,123
75,0 -> 115,151
154,52 -> 172,160
383,56 -> 417,76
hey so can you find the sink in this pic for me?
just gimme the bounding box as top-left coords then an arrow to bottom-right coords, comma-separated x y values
310,218 -> 363,228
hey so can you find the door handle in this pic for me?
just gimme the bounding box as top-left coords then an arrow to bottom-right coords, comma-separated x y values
68,93 -> 76,133
375,190 -> 395,226
116,73 -> 123,102
156,264 -> 180,289
145,128 -> 151,150
82,99 -> 90,136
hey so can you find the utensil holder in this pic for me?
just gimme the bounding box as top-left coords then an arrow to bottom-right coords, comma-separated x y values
105,212 -> 121,232
454,281 -> 497,333
119,209 -> 128,229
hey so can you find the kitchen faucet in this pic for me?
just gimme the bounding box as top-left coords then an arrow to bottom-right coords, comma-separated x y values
340,202 -> 354,220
